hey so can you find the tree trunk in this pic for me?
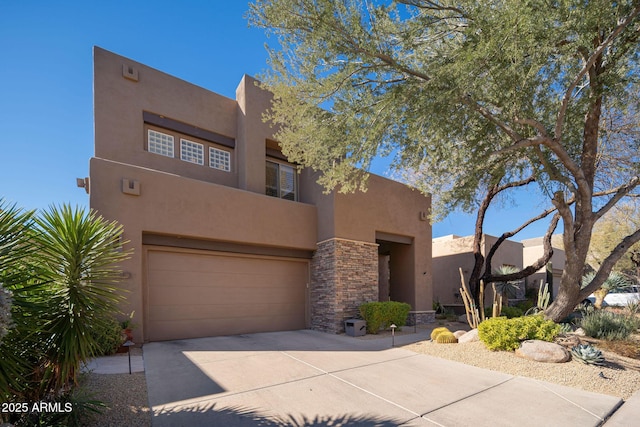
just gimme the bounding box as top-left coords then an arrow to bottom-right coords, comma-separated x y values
544,278 -> 581,322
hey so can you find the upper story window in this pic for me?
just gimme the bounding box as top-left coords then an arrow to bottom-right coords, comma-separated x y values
180,139 -> 204,165
144,112 -> 235,173
148,130 -> 174,158
266,160 -> 297,201
210,147 -> 231,172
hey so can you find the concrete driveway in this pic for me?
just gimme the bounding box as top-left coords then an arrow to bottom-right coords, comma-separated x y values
144,329 -> 622,426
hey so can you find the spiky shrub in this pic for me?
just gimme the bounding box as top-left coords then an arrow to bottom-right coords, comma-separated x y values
558,323 -> 573,335
571,344 -> 605,365
478,315 -> 560,351
435,332 -> 458,344
430,327 -> 450,341
579,310 -> 639,341
31,205 -> 132,392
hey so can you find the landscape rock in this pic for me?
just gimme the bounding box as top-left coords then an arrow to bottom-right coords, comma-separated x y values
453,330 -> 467,338
515,340 -> 570,363
457,328 -> 480,343
457,315 -> 468,324
574,328 -> 586,336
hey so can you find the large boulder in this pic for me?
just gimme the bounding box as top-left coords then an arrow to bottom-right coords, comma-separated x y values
457,328 -> 480,344
515,340 -> 570,363
453,330 -> 468,339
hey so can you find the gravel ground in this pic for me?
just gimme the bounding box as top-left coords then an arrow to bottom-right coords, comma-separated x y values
80,348 -> 151,427
402,324 -> 640,401
79,328 -> 640,425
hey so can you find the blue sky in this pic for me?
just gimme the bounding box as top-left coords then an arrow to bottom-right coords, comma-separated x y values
0,1 -> 556,240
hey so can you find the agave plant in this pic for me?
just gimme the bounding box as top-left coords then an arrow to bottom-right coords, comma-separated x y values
571,344 -> 605,366
581,271 -> 632,309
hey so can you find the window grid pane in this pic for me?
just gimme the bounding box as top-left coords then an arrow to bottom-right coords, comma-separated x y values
209,147 -> 231,171
148,130 -> 174,157
266,161 -> 279,197
266,161 -> 297,201
180,139 -> 204,165
279,165 -> 296,201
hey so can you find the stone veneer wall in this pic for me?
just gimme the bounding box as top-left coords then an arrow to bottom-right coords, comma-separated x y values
310,238 -> 379,333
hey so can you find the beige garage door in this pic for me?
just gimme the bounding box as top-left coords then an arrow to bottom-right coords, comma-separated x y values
145,247 -> 309,341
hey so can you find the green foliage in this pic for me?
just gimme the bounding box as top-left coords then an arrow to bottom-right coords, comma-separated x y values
0,202 -> 131,406
558,323 -> 574,335
581,271 -> 632,293
492,265 -> 521,302
571,344 -> 605,366
579,310 -> 639,340
90,317 -> 124,356
478,315 -> 560,351
359,301 -> 411,334
485,305 -> 523,319
435,332 -> 458,344
430,327 -> 450,341
516,299 -> 535,313
249,0 -> 640,324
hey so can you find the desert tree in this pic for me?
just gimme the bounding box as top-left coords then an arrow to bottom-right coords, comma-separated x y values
248,0 -> 640,321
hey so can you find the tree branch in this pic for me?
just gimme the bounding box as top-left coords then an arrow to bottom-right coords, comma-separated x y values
579,227 -> 640,299
484,213 -> 561,284
554,4 -> 640,141
594,176 -> 640,221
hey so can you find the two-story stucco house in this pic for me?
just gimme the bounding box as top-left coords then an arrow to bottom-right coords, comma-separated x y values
88,47 -> 434,342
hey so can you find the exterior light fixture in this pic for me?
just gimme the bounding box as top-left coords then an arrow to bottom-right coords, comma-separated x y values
390,324 -> 397,347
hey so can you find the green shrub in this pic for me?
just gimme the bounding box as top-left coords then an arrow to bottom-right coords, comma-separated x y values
90,317 -> 124,356
579,310 -> 639,340
501,306 -> 524,319
358,301 -> 411,334
478,315 -> 560,351
483,305 -> 523,319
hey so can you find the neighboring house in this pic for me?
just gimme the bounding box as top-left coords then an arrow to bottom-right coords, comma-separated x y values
432,234 -> 567,309
522,236 -> 566,299
87,47 -> 434,342
431,234 -> 524,309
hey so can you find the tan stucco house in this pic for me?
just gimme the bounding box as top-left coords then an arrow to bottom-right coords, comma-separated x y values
87,47 -> 433,342
432,234 -> 524,309
522,236 -> 566,299
432,234 -> 566,309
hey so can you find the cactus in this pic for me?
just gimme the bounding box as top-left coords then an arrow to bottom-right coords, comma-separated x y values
430,327 -> 451,341
435,332 -> 458,344
571,344 -> 605,365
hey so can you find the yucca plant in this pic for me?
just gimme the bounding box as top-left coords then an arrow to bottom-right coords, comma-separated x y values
492,265 -> 522,309
571,344 -> 605,365
31,205 -> 131,393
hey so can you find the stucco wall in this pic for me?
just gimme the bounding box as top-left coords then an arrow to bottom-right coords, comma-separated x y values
94,47 -> 239,187
90,157 -> 318,341
91,47 -> 435,339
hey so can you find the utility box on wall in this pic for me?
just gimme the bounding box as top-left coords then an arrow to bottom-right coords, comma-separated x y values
344,319 -> 367,337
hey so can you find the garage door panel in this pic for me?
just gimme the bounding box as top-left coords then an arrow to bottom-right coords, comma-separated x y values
148,270 -> 308,289
149,285 -> 306,306
149,302 -> 306,322
146,248 -> 308,341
